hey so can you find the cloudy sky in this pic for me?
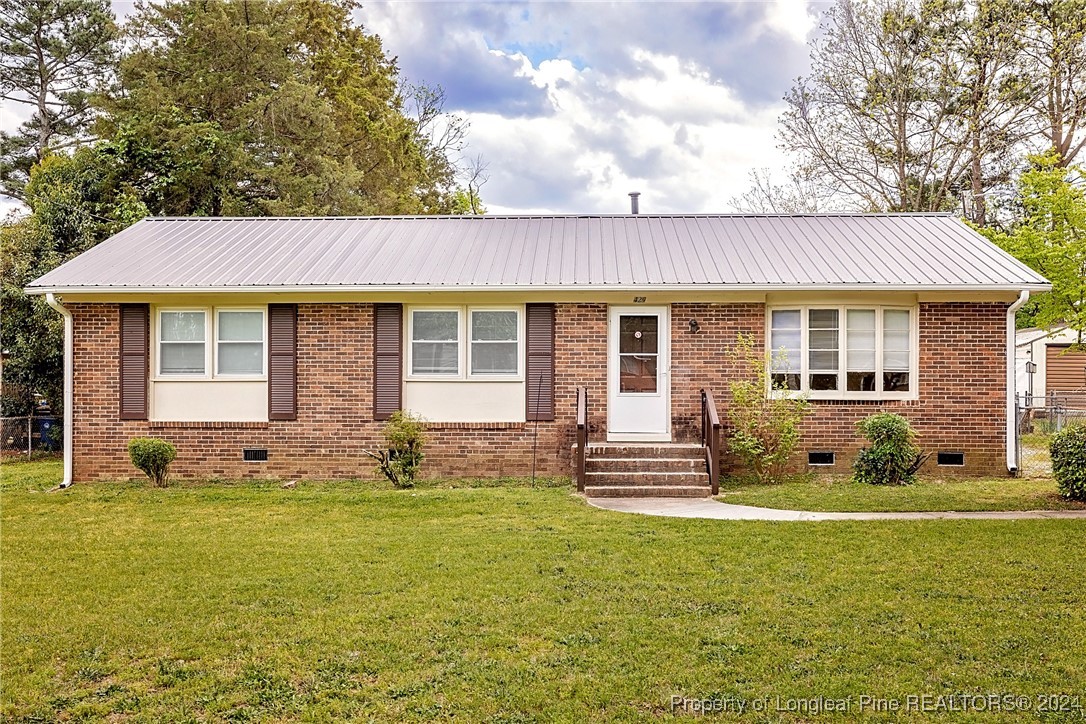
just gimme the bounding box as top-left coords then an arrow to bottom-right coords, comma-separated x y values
1,1 -> 829,216
357,1 -> 828,214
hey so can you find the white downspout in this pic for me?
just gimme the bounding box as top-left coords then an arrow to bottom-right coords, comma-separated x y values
1006,290 -> 1029,474
45,293 -> 73,489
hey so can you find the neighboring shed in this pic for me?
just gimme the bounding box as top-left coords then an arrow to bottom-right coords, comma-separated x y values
1016,325 -> 1086,405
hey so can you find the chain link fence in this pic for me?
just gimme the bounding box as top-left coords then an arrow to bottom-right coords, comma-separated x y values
1,416 -> 62,456
1016,393 -> 1086,478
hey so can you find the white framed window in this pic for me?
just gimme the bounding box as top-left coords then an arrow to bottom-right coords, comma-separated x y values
156,307 -> 266,379
408,306 -> 522,379
469,309 -> 520,376
158,309 -> 208,376
410,308 -> 461,376
215,309 -> 266,376
768,305 -> 917,399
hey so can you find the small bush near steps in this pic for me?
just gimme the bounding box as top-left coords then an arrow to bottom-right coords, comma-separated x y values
726,333 -> 812,484
128,438 -> 177,487
1051,424 -> 1086,501
852,413 -> 928,486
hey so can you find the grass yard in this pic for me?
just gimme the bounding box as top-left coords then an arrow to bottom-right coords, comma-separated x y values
718,475 -> 1086,513
2,459 -> 1085,721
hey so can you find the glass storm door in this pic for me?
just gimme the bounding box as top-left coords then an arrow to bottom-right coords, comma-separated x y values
608,306 -> 670,440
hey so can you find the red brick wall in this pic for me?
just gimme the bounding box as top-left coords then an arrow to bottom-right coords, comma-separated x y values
69,302 -> 609,482
68,300 -> 1009,482
670,302 -> 1007,476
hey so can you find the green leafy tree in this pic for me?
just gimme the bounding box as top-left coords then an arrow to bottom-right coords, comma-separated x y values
0,148 -> 147,414
3,0 -> 484,412
97,0 -> 466,216
0,0 -> 118,200
979,150 -> 1086,342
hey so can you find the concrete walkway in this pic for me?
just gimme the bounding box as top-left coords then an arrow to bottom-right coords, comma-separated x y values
587,496 -> 1086,521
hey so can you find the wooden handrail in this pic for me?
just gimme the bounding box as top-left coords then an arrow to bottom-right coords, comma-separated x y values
701,389 -> 721,495
575,386 -> 588,492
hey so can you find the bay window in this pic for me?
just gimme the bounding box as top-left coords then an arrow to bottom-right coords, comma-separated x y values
769,306 -> 916,398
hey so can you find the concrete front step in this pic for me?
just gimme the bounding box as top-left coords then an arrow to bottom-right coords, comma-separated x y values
586,457 -> 705,473
586,443 -> 703,460
585,471 -> 710,486
584,485 -> 711,498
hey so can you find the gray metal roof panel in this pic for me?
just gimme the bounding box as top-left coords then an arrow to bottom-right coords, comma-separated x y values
27,213 -> 1051,292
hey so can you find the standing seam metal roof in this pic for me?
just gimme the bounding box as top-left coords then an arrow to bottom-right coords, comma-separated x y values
26,213 -> 1051,292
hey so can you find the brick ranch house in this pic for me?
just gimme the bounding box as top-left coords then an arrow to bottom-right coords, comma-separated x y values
27,214 -> 1049,496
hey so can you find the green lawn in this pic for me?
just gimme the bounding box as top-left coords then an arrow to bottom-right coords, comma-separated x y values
718,475 -> 1086,513
2,460 -> 1085,721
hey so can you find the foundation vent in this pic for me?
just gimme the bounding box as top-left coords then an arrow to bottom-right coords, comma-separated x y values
937,451 -> 965,466
808,451 -> 835,466
243,448 -> 269,462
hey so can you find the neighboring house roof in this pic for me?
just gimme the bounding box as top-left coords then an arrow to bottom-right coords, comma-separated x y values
27,213 -> 1051,293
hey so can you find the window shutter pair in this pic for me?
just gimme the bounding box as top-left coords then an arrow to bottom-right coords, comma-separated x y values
119,302 -> 555,424
117,304 -> 298,421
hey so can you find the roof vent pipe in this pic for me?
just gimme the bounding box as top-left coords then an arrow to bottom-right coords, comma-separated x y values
628,192 -> 640,214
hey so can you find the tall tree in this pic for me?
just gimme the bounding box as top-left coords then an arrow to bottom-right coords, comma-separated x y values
95,0 -> 464,216
0,147 -> 147,415
948,0 -> 1034,226
979,150 -> 1086,340
728,168 -> 828,214
0,0 -> 117,200
778,0 -> 1045,223
780,0 -> 971,213
1019,0 -> 1086,167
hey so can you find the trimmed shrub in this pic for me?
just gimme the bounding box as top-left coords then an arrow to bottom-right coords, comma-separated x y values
852,413 -> 927,486
1051,424 -> 1086,501
128,437 -> 177,487
365,411 -> 426,488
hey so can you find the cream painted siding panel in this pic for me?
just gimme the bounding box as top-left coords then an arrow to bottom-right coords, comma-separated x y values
403,381 -> 525,423
153,381 -> 268,421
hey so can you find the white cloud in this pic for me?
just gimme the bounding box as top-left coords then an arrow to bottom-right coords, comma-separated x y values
462,46 -> 791,215
361,1 -> 817,214
765,0 -> 821,43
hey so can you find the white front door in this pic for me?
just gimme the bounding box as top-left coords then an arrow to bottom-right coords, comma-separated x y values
608,306 -> 670,441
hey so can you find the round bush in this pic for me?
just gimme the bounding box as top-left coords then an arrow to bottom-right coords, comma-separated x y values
852,412 -> 925,486
1050,424 -> 1086,501
128,437 -> 177,487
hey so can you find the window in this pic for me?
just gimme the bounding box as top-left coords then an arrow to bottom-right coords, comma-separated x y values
159,310 -> 207,375
409,306 -> 522,378
157,307 -> 265,378
411,309 -> 460,375
768,306 -> 915,398
470,310 -> 518,375
216,310 -> 265,376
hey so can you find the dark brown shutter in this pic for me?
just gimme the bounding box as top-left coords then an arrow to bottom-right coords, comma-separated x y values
373,303 -> 403,421
119,304 -> 149,420
268,304 -> 297,420
525,303 -> 555,421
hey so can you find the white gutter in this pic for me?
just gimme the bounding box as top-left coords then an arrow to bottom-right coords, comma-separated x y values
44,293 -> 73,489
1006,290 -> 1030,474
